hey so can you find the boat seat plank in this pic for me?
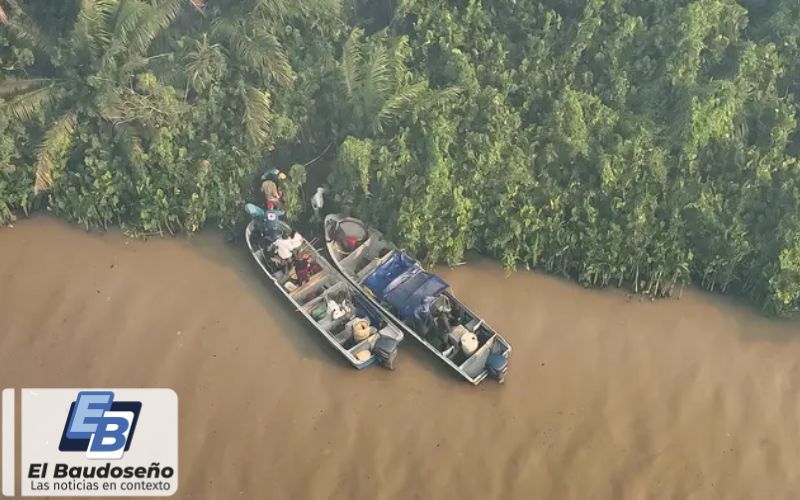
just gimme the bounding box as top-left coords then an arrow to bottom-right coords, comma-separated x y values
334,328 -> 353,345
318,312 -> 352,333
459,336 -> 495,378
355,249 -> 396,282
302,281 -> 348,311
289,272 -> 328,299
348,333 -> 379,354
339,237 -> 370,268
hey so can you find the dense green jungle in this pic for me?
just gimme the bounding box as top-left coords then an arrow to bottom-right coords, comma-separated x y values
3,0 -> 800,314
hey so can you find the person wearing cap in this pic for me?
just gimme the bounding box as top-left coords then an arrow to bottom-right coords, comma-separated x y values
261,168 -> 287,206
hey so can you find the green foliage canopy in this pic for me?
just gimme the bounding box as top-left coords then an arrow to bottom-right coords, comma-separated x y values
4,0 -> 800,315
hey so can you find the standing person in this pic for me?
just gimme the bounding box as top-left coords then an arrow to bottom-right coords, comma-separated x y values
310,186 -> 327,220
261,168 -> 287,206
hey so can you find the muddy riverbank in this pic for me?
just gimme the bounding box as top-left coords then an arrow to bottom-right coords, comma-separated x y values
2,217 -> 799,499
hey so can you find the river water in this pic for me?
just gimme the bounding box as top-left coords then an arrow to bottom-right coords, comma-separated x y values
1,217 -> 799,499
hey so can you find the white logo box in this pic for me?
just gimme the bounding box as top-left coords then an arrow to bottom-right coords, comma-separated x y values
3,388 -> 178,497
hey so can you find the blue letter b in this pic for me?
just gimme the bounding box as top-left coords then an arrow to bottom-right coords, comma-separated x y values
89,417 -> 130,452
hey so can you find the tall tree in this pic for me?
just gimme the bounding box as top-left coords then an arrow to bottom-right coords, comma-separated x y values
0,0 -> 193,193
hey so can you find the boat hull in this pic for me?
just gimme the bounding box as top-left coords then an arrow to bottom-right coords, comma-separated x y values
324,215 -> 511,384
246,220 -> 401,370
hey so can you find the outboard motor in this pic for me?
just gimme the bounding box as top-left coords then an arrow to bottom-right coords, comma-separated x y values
245,202 -> 266,219
486,353 -> 509,383
245,203 -> 265,231
374,336 -> 399,370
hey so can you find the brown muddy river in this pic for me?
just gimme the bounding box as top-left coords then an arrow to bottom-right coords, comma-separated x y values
2,217 -> 800,499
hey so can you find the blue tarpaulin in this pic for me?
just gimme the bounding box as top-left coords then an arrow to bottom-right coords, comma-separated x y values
384,271 -> 449,322
364,252 -> 418,299
365,251 -> 450,320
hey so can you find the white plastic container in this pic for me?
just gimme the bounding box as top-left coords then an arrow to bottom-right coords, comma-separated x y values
352,318 -> 371,343
461,332 -> 479,357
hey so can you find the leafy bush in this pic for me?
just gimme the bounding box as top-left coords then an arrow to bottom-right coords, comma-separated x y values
4,0 -> 800,315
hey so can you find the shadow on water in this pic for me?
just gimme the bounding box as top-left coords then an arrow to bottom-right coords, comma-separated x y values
399,334 -> 467,383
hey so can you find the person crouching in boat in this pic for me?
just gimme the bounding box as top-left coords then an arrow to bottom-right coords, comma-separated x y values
294,253 -> 322,284
413,295 -> 452,350
261,168 -> 286,206
271,232 -> 303,275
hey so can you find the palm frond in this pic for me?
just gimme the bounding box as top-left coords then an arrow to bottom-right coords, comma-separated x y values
237,29 -> 294,85
297,0 -> 340,18
1,83 -> 62,121
100,0 -> 147,69
34,112 -> 78,194
252,0 -> 339,22
362,44 -> 392,101
340,28 -> 364,100
111,0 -> 147,45
242,86 -> 273,148
71,0 -> 116,57
212,17 -> 293,86
184,35 -> 226,92
252,0 -> 291,22
3,6 -> 58,62
374,81 -> 427,133
126,0 -> 184,57
313,0 -> 342,17
388,35 -> 411,83
209,16 -> 235,39
0,5 -> 7,24
0,78 -> 54,98
428,85 -> 463,105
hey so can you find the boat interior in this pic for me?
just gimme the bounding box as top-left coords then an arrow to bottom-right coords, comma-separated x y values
249,224 -> 381,361
425,295 -> 507,378
329,218 -> 509,377
331,225 -> 395,284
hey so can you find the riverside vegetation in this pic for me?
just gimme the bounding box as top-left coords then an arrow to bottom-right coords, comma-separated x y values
2,0 -> 800,315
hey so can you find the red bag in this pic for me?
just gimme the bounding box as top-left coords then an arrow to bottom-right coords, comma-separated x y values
344,235 -> 360,251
